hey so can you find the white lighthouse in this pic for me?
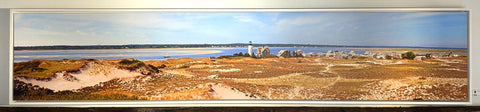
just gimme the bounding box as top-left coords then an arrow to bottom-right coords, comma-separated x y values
248,41 -> 253,56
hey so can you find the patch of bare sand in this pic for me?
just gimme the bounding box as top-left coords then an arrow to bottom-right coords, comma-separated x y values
15,62 -> 143,91
209,83 -> 256,99
150,86 -> 218,100
148,83 -> 254,100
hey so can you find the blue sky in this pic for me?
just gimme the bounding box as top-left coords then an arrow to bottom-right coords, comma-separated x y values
14,12 -> 468,48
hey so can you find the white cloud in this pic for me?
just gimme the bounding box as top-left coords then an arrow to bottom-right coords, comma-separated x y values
233,15 -> 266,27
274,14 -> 341,34
14,26 -> 153,46
75,30 -> 89,36
16,27 -> 67,36
24,13 -> 195,30
234,15 -> 253,22
277,16 -> 325,26
353,25 -> 359,30
97,14 -> 194,30
271,13 -> 279,21
14,28 -> 68,46
14,13 -> 200,46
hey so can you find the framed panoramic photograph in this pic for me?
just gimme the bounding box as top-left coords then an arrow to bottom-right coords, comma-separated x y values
10,9 -> 469,105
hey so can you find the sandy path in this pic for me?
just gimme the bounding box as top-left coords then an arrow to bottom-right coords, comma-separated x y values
323,64 -> 333,72
209,83 -> 254,99
323,76 -> 342,88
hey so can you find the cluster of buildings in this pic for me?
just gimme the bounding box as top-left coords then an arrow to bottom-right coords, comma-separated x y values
246,41 -> 461,61
280,50 -> 401,60
282,49 -> 461,61
248,41 -> 272,58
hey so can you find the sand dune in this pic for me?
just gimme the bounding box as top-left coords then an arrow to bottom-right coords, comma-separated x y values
15,62 -> 143,91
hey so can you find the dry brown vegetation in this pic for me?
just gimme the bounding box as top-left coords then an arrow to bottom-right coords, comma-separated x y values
364,48 -> 468,53
153,87 -> 218,100
74,73 -> 223,100
14,52 -> 468,101
184,57 -> 326,78
234,73 -> 339,88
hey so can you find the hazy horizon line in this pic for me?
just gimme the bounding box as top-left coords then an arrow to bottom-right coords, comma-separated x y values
13,43 -> 468,49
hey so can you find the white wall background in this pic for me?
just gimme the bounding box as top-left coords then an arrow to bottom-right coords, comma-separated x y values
0,0 -> 478,106
0,9 -> 9,106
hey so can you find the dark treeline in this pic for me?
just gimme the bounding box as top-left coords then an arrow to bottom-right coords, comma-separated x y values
14,44 -> 466,50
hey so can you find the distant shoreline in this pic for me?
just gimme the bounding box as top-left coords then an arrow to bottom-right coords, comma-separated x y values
14,46 -> 468,53
13,44 -> 467,51
13,46 -> 468,63
13,47 -> 237,52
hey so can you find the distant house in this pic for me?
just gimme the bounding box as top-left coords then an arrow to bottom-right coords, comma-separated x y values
347,55 -> 353,59
335,51 -> 341,59
307,52 -> 317,57
376,54 -> 386,59
294,50 -> 305,57
348,50 -> 357,56
364,51 -> 372,56
277,50 -> 290,58
390,52 -> 397,58
440,52 -> 459,57
326,50 -> 335,57
317,52 -> 326,57
414,56 -> 427,61
256,45 -> 270,57
335,51 -> 347,59
439,52 -> 448,57
209,56 -> 216,61
396,54 -> 402,59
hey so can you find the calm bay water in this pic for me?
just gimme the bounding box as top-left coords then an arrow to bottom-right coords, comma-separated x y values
13,47 -> 366,62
